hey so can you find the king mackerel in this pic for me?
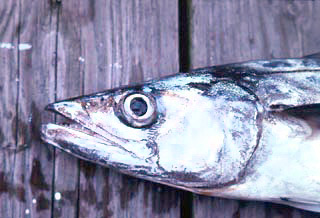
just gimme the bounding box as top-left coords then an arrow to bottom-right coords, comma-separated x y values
41,54 -> 320,212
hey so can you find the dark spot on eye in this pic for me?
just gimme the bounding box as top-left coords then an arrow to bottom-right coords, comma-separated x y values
130,97 -> 148,116
262,61 -> 292,68
100,97 -> 104,102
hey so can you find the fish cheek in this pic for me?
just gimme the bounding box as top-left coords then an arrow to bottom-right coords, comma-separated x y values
154,85 -> 261,187
155,99 -> 226,175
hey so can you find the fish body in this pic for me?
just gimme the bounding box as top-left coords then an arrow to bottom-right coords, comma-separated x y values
41,57 -> 320,212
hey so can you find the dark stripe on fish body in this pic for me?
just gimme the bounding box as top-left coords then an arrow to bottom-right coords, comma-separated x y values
187,82 -> 212,92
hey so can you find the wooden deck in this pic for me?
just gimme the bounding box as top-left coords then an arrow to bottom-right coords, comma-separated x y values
1,0 -> 320,217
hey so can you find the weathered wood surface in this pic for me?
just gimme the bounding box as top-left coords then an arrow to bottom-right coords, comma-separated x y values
1,1 -> 58,218
1,0 -> 320,218
0,1 -> 19,217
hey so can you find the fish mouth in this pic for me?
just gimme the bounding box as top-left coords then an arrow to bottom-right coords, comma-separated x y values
41,101 -> 107,142
41,100 -> 152,168
40,101 -> 118,162
41,100 -> 133,148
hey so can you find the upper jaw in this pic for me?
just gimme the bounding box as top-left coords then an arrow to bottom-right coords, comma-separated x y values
45,100 -> 91,126
43,100 -> 122,143
42,100 -> 104,140
41,100 -> 118,158
41,100 -> 157,169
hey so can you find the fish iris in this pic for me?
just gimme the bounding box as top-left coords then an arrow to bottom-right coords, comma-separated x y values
130,97 -> 148,116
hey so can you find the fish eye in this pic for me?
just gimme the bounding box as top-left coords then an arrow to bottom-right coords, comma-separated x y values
118,93 -> 157,128
129,97 -> 148,116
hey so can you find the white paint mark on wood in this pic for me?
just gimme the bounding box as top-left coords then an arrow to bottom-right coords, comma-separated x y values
55,192 -> 62,201
0,42 -> 32,50
0,43 -> 14,49
18,43 -> 32,50
25,209 -> 30,215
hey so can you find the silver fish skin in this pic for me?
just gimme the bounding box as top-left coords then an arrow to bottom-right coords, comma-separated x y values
41,57 -> 320,212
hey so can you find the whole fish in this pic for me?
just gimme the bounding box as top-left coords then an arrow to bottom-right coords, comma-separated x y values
41,55 -> 320,212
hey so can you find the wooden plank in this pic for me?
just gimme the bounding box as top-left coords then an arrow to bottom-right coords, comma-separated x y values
72,1 -> 181,217
10,1 -> 59,217
2,1 -> 320,218
52,1 -> 83,217
189,0 -> 320,217
0,1 -> 19,217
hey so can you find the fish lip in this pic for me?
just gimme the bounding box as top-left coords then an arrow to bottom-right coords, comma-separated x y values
40,123 -> 52,142
41,111 -> 151,170
41,101 -> 106,143
42,101 -> 136,151
41,100 -> 154,165
44,102 -> 77,125
40,123 -> 118,166
41,122 -> 98,140
42,101 -> 133,153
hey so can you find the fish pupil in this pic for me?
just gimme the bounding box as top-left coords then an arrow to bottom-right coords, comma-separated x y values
130,97 -> 148,116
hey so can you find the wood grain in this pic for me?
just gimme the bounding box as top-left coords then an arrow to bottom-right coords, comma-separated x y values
12,1 -> 58,217
1,0 -> 320,217
0,1 -> 19,217
189,0 -> 320,217
53,0 -> 83,217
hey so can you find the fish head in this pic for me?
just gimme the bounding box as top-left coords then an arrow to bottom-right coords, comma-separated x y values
41,73 -> 261,190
